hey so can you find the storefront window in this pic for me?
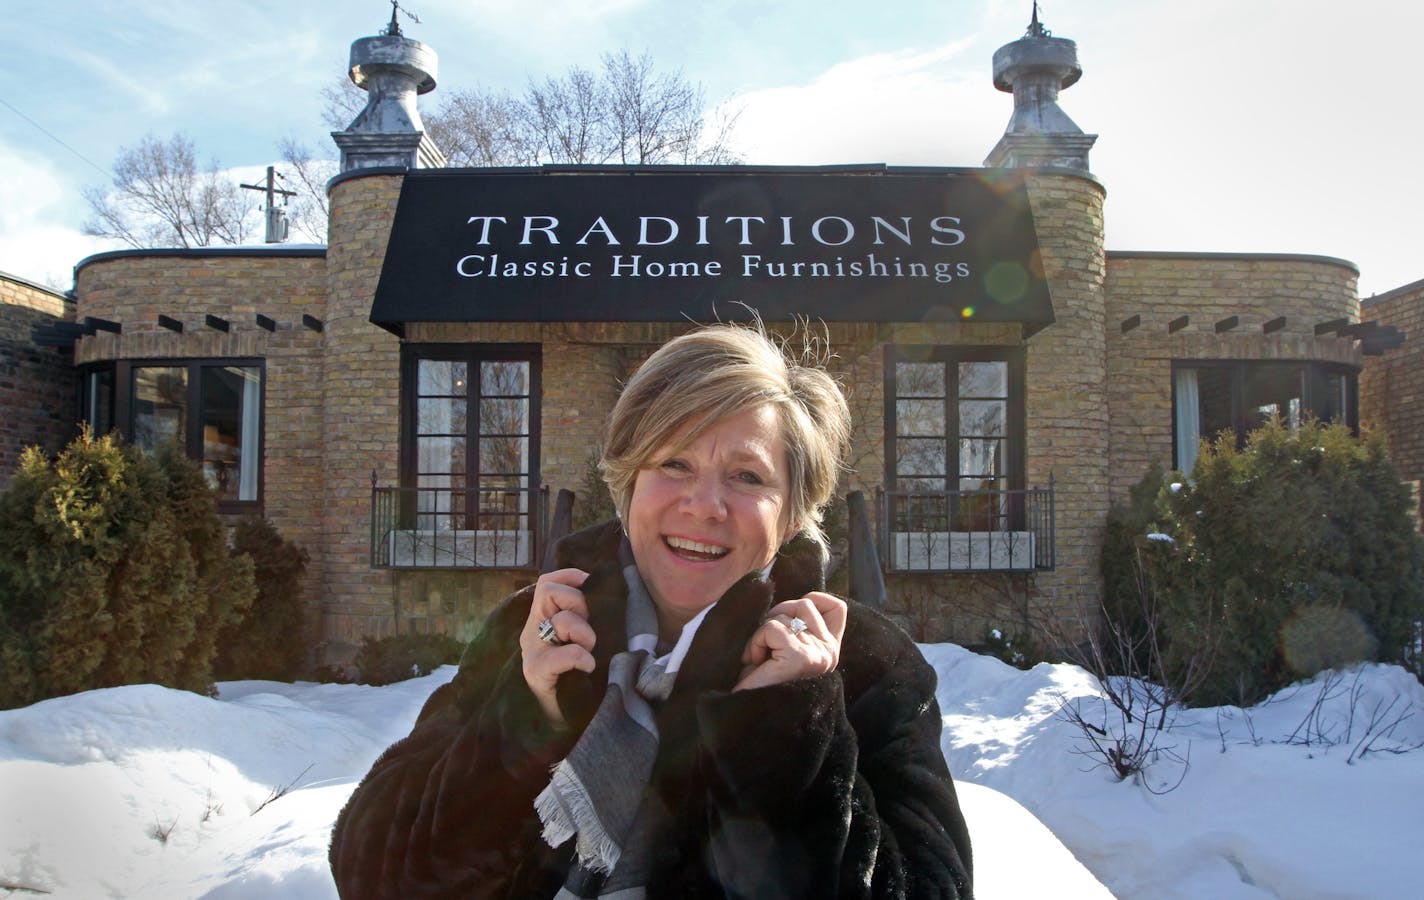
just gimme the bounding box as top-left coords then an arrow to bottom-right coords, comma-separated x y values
887,347 -> 1024,517
1173,361 -> 1358,473
80,359 -> 264,507
399,345 -> 540,567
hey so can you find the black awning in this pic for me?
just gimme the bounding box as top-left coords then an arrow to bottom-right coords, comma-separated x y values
369,167 -> 1055,332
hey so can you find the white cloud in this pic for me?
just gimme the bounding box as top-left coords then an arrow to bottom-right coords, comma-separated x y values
0,147 -> 114,289
733,41 -> 1007,167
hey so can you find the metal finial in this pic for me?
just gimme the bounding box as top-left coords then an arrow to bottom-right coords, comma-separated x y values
1027,2 -> 1051,38
384,0 -> 421,36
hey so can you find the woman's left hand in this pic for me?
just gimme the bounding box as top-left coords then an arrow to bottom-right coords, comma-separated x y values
734,592 -> 847,692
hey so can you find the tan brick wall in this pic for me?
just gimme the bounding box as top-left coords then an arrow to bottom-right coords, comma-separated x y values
1015,173 -> 1109,638
1360,279 -> 1424,515
320,173 -> 406,658
1,273 -> 77,485
71,252 -> 329,644
1104,253 -> 1361,501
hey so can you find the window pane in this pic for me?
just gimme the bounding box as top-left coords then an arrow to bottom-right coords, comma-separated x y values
1316,370 -> 1348,423
416,474 -> 464,531
480,437 -> 529,475
132,366 -> 187,451
959,400 -> 1005,437
897,438 -> 946,476
959,361 -> 1007,398
417,397 -> 467,436
897,399 -> 945,437
418,360 -> 467,396
958,438 -> 1002,478
897,477 -> 948,493
479,398 -> 528,435
477,475 -> 529,529
200,366 -> 260,502
418,436 -> 466,474
481,361 -> 529,396
87,369 -> 114,434
895,362 -> 943,397
1194,367 -> 1234,443
1244,365 -> 1304,431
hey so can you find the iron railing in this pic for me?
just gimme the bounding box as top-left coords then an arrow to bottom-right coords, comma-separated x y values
371,481 -> 549,569
878,477 -> 1055,573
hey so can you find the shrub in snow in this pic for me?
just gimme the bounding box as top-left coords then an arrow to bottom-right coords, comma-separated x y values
1104,420 -> 1424,708
0,428 -> 255,709
214,517 -> 311,682
352,632 -> 465,685
981,624 -> 1045,670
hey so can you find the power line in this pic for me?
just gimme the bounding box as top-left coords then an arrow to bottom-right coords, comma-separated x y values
0,94 -> 111,178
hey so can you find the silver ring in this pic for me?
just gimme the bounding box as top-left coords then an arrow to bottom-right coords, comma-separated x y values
787,616 -> 809,636
537,617 -> 563,646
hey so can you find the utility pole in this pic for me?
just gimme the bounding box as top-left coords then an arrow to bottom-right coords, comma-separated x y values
240,166 -> 298,243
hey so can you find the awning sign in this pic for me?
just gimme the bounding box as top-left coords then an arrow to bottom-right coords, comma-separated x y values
369,168 -> 1054,329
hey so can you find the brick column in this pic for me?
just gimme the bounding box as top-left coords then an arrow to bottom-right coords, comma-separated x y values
321,172 -> 404,658
1021,171 -> 1109,632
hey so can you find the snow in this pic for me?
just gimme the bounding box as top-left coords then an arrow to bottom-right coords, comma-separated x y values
3,652 -> 1422,899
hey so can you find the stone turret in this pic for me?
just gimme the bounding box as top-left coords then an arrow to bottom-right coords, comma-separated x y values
985,7 -> 1097,171
332,10 -> 446,172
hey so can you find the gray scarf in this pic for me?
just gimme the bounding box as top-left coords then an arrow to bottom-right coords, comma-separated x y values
534,541 -> 712,899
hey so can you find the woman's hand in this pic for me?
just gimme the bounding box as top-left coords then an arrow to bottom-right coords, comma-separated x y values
520,568 -> 596,726
734,591 -> 847,692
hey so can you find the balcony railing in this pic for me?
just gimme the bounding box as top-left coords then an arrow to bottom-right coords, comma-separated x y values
371,483 -> 549,569
879,478 -> 1056,573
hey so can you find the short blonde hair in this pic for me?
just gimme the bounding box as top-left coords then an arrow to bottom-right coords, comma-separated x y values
600,322 -> 851,554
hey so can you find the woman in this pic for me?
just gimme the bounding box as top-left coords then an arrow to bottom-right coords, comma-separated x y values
329,323 -> 973,898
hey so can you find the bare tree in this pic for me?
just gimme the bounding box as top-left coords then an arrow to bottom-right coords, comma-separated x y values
275,138 -> 337,243
424,50 -> 741,167
425,89 -> 535,167
83,134 -> 254,248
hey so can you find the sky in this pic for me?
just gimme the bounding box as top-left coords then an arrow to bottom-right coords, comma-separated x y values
4,647 -> 1422,897
1,0 -> 1421,297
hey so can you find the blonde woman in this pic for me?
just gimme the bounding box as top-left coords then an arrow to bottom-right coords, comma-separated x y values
331,323 -> 972,899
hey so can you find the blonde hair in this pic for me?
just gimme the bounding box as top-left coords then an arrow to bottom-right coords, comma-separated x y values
600,321 -> 851,554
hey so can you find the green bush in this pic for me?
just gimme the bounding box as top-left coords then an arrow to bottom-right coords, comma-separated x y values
0,429 -> 255,709
353,632 -> 465,685
214,517 -> 311,682
1103,420 -> 1424,707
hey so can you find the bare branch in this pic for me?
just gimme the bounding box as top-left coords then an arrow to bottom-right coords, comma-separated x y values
83,133 -> 254,248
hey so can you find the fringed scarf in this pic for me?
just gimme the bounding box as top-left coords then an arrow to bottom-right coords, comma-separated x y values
534,540 -> 712,899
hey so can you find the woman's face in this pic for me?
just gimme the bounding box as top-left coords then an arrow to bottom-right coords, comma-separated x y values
626,404 -> 795,635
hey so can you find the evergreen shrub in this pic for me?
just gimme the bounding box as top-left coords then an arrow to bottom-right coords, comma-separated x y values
353,632 -> 465,685
1102,419 -> 1424,707
214,517 -> 310,682
0,429 -> 255,709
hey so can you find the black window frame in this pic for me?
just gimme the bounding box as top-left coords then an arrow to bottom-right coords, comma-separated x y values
1170,359 -> 1360,470
885,345 -> 1027,495
78,357 -> 267,513
399,342 -> 543,542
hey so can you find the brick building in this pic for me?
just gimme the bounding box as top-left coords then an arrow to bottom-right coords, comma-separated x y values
26,18 -> 1411,663
1360,278 -> 1424,525
0,271 -> 77,487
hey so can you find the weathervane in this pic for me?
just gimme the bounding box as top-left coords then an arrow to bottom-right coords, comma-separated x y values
384,0 -> 421,36
1027,2 -> 1051,38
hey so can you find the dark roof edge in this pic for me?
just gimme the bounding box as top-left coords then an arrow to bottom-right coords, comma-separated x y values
75,245 -> 327,276
1108,249 -> 1358,273
331,161 -> 1103,187
1361,276 -> 1424,307
1,268 -> 71,300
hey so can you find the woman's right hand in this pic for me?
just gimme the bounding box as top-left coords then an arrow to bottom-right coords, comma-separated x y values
520,567 -> 596,726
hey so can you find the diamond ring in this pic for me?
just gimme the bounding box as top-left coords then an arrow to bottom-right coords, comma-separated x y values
537,617 -> 564,645
787,616 -> 809,636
